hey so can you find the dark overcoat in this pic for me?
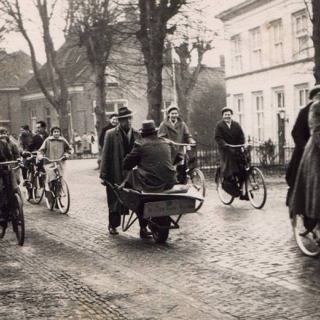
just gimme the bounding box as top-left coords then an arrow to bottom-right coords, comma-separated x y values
123,135 -> 177,192
285,102 -> 311,187
214,120 -> 245,178
158,117 -> 193,162
27,132 -> 49,152
100,126 -> 141,183
290,101 -> 320,220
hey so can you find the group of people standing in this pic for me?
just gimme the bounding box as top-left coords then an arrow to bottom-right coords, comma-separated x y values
99,104 -> 195,236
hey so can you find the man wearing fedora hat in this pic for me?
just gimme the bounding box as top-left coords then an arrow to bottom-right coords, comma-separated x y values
122,120 -> 177,193
100,106 -> 142,235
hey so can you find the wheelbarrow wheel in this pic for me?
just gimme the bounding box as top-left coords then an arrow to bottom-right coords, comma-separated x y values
149,217 -> 170,243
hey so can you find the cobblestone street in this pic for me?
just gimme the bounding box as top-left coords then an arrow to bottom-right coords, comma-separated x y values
1,159 -> 320,320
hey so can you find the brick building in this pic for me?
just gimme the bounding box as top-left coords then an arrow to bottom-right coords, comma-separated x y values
0,50 -> 39,135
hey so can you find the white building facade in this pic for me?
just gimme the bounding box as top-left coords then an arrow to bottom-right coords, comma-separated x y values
216,0 -> 314,153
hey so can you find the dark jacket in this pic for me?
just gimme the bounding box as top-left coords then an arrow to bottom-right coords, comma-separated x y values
215,120 -> 245,178
0,137 -> 13,162
100,126 -> 141,184
123,135 -> 177,192
290,101 -> 320,219
18,131 -> 33,151
285,102 -> 311,187
99,123 -> 116,148
27,132 -> 49,152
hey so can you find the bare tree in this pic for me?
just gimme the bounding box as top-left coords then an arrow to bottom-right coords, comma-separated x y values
136,0 -> 187,125
0,0 -> 71,140
66,0 -> 135,136
173,37 -> 212,121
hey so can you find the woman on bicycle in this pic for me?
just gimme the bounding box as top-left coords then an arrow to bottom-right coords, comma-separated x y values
290,92 -> 320,236
37,126 -> 72,192
158,104 -> 196,183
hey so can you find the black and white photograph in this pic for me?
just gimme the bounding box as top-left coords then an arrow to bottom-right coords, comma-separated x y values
1,0 -> 320,319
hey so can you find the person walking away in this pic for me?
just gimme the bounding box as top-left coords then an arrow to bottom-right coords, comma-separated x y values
96,113 -> 118,170
37,126 -> 72,198
285,86 -> 320,205
289,91 -> 320,237
214,107 -> 246,198
158,104 -> 195,183
100,107 -> 144,236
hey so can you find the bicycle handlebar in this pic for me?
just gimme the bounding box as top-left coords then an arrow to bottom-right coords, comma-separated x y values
41,156 -> 68,162
225,143 -> 251,148
0,160 -> 21,170
21,151 -> 38,161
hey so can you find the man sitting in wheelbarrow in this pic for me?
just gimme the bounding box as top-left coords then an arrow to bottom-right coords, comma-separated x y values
121,120 -> 178,194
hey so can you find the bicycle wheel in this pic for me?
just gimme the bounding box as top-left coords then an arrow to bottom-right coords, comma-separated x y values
293,213 -> 320,257
32,173 -> 45,204
149,216 -> 170,243
246,167 -> 267,209
24,170 -> 33,201
0,221 -> 6,239
56,178 -> 70,214
189,168 -> 206,211
11,193 -> 25,246
216,168 -> 234,205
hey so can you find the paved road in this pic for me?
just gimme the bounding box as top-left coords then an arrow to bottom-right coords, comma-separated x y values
1,159 -> 320,320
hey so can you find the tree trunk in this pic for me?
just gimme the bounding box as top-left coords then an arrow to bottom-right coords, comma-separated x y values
146,57 -> 163,125
313,0 -> 320,84
94,66 -> 107,137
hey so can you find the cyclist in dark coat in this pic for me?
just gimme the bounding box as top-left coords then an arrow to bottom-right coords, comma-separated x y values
215,107 -> 245,179
0,127 -> 14,227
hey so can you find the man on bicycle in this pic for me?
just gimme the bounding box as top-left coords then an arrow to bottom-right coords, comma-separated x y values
158,104 -> 196,183
215,107 -> 246,197
0,127 -> 14,228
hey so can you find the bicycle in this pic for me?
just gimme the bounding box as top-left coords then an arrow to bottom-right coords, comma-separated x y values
0,160 -> 25,245
20,152 -> 37,202
215,144 -> 267,209
42,156 -> 70,214
174,143 -> 206,211
21,151 -> 46,204
292,214 -> 320,257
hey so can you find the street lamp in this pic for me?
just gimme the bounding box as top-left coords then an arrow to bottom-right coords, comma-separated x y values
279,109 -> 289,123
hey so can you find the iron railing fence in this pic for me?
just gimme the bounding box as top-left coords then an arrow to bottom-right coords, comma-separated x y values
195,140 -> 294,178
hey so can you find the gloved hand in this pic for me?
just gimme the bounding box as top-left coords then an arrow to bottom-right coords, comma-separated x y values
37,154 -> 44,161
100,179 -> 107,186
61,154 -> 69,161
20,151 -> 30,158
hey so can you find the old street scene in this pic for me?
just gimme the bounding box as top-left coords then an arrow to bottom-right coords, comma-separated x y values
1,0 -> 320,319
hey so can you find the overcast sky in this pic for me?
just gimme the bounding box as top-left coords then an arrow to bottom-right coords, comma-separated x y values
2,0 -> 243,66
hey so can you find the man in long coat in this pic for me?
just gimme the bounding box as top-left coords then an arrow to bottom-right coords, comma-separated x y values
100,107 -> 142,235
214,107 -> 245,179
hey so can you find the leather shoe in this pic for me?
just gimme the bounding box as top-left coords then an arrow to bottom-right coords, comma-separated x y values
140,227 -> 152,239
108,225 -> 119,235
